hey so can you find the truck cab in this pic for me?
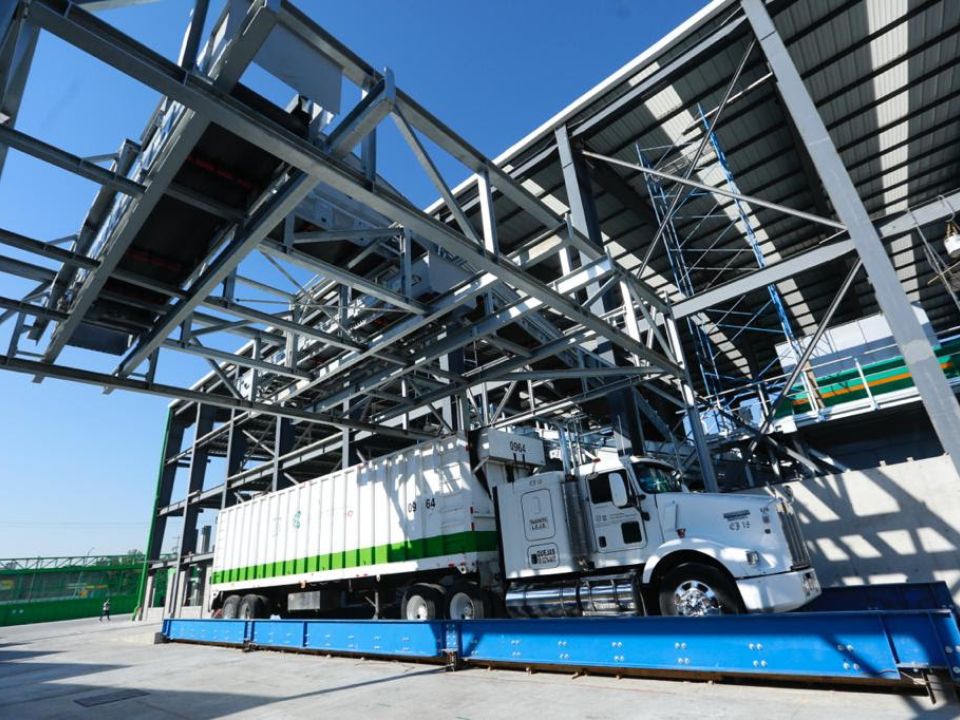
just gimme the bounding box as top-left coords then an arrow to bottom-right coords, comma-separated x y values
495,455 -> 820,617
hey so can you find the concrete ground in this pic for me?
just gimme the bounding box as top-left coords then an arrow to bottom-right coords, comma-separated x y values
1,616 -> 958,719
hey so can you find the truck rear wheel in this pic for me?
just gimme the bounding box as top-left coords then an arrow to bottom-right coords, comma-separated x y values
446,584 -> 489,620
658,563 -> 742,617
401,584 -> 442,620
221,594 -> 241,619
239,593 -> 267,619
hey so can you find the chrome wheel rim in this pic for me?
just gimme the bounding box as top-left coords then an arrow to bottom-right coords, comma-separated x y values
672,580 -> 721,616
448,592 -> 475,620
406,596 -> 429,620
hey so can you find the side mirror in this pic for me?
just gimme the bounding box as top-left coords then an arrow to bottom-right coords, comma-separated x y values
609,473 -> 629,508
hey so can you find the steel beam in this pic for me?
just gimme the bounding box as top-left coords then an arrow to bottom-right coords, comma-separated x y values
40,0 -> 278,365
292,227 -> 398,244
569,14 -> 748,141
0,122 -> 143,196
0,353 -> 434,440
0,3 -> 38,181
179,403 -> 215,556
326,70 -> 395,158
260,239 -> 426,314
673,239 -> 856,319
273,0 -> 672,318
30,0 -> 680,377
116,172 -> 318,378
274,0 -> 667,314
581,150 -> 846,231
496,367 -> 665,382
392,108 -> 481,245
161,339 -> 310,380
0,254 -> 55,283
177,0 -> 209,70
201,295 -> 361,351
379,329 -> 597,423
306,263 -> 613,418
742,0 -> 960,477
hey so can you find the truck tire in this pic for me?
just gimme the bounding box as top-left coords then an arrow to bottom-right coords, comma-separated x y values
445,584 -> 489,620
401,584 -> 442,620
239,593 -> 266,620
221,594 -> 241,619
658,563 -> 742,617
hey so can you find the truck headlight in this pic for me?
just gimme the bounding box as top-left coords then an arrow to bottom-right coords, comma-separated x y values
745,550 -> 760,566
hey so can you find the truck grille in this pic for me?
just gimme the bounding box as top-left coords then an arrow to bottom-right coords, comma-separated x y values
778,505 -> 811,569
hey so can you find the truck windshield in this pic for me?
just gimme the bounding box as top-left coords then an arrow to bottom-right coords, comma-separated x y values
632,462 -> 682,494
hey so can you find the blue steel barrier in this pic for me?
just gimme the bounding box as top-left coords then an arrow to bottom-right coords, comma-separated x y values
162,582 -> 960,685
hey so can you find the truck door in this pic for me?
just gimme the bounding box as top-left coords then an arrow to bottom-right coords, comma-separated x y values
586,471 -> 645,553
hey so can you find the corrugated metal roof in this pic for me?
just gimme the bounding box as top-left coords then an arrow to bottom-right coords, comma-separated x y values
439,0 -> 960,390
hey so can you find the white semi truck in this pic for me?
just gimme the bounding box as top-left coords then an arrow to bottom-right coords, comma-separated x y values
209,430 -> 820,620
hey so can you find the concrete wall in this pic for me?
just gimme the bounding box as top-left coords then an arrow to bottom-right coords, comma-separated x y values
143,605 -> 203,622
754,454 -> 960,605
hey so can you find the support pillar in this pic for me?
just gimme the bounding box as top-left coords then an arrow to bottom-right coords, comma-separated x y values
141,572 -> 156,620
444,348 -> 470,432
135,408 -> 187,620
556,124 -> 643,455
272,416 -> 295,491
221,410 -> 247,510
665,314 -> 719,492
742,0 -> 960,477
172,403 -> 215,617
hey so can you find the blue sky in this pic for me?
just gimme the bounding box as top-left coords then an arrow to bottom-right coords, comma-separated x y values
0,0 -> 707,558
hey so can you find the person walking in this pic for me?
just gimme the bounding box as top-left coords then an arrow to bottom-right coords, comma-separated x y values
99,598 -> 111,622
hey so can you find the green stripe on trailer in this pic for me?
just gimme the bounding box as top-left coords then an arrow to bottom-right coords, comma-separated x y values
210,530 -> 498,585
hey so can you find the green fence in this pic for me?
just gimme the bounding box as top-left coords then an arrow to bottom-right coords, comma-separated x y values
0,554 -> 165,626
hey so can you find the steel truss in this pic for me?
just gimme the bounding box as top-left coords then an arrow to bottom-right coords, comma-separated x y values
0,0 -> 705,616
1,0 -> 959,619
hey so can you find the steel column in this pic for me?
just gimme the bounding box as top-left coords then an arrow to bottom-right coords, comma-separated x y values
742,0 -> 960,477
221,412 -> 247,509
135,408 -> 186,620
272,416 -> 295,491
0,1 -> 39,181
664,314 -> 718,491
556,123 -> 645,455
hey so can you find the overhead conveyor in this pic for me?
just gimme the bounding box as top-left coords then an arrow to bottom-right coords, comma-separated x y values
162,582 -> 960,697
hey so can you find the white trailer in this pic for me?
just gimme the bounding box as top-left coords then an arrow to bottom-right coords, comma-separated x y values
210,430 -> 820,620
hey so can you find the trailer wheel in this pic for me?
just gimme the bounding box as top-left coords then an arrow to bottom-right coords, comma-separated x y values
239,593 -> 266,620
446,584 -> 489,620
401,584 -> 442,620
658,563 -> 742,617
221,594 -> 241,619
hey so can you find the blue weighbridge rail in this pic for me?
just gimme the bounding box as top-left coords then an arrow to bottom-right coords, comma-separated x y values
163,583 -> 960,688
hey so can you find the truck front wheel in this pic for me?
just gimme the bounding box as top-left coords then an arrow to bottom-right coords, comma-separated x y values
658,563 -> 742,617
402,584 -> 442,620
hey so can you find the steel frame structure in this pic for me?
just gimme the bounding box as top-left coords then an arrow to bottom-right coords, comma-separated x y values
1,0 -> 959,618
